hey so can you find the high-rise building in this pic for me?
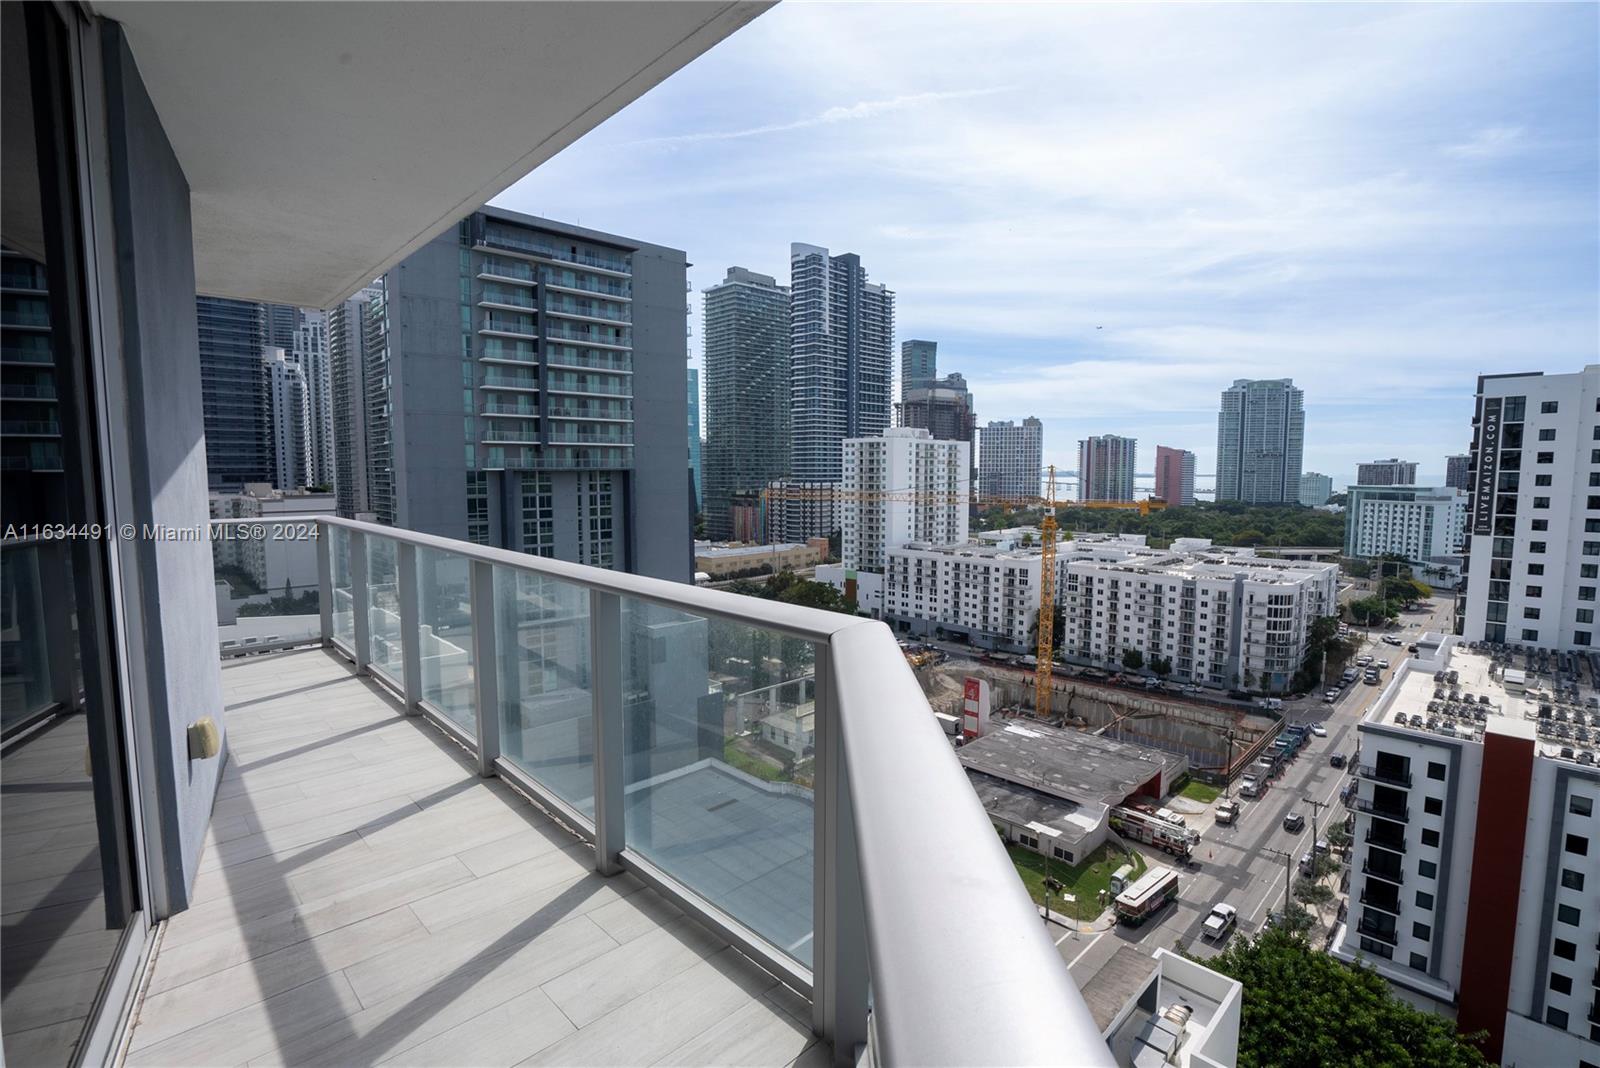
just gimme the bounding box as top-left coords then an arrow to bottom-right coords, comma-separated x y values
357,208 -> 691,579
1298,472 -> 1333,507
687,367 -> 701,516
1343,485 -> 1467,563
1445,453 -> 1471,491
1460,365 -> 1600,650
1357,458 -> 1419,486
898,372 -> 977,479
841,427 -> 969,572
900,338 -> 937,396
979,417 -> 1043,500
197,295 -> 272,490
0,249 -> 65,521
788,244 -> 893,490
1332,638 -> 1600,1066
329,285 -> 381,517
1077,435 -> 1136,502
1216,378 -> 1304,504
1153,446 -> 1196,507
263,347 -> 306,491
701,267 -> 790,540
292,309 -> 333,490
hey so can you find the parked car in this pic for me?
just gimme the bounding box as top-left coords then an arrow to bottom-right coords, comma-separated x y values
1323,690 -> 1339,704
1283,811 -> 1305,833
1201,903 -> 1238,941
1215,799 -> 1241,825
1382,634 -> 1402,646
1329,752 -> 1346,768
1310,724 -> 1327,737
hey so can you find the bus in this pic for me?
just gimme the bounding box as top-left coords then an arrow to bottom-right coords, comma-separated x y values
1113,866 -> 1180,926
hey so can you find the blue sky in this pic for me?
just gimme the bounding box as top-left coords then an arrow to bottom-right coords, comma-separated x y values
494,2 -> 1599,488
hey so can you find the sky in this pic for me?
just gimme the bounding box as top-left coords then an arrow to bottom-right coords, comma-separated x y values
493,1 -> 1600,489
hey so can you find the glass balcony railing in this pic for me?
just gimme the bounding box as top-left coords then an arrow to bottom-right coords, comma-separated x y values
207,514 -> 1114,1067
545,323 -> 629,348
543,346 -> 631,373
209,518 -> 325,656
480,229 -> 630,274
539,266 -> 630,298
544,296 -> 631,323
481,314 -> 535,336
547,400 -> 631,421
545,375 -> 631,398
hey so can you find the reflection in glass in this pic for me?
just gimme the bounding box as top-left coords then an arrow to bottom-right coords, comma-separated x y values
415,548 -> 474,734
331,525 -> 353,649
496,569 -> 592,814
366,535 -> 403,681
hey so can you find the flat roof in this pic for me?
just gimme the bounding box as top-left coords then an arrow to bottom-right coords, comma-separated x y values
963,772 -> 1102,849
1080,944 -> 1159,1034
958,721 -> 1182,808
694,542 -> 810,559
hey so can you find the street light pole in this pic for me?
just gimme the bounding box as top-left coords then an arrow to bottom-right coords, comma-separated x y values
1262,845 -> 1296,920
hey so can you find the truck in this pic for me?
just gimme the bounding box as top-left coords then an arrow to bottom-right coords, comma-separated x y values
1214,799 -> 1241,825
1201,902 -> 1238,941
1238,775 -> 1262,798
1114,866 -> 1180,926
1109,807 -> 1199,859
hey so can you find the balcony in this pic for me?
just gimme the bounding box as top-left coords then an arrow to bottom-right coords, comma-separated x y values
1353,797 -> 1410,823
1361,861 -> 1405,886
177,517 -> 1111,1066
1356,764 -> 1413,789
1356,917 -> 1399,945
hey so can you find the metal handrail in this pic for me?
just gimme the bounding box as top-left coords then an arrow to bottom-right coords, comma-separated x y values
215,514 -> 1113,1065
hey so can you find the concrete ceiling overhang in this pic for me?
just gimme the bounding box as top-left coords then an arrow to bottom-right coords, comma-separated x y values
93,1 -> 769,308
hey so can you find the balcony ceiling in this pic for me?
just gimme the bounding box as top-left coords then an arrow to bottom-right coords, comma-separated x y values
92,1 -> 768,308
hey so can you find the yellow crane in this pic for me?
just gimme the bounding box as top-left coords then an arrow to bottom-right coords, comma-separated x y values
1035,465 -> 1059,717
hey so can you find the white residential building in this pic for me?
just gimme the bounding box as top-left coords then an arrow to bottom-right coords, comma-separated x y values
1056,536 -> 1338,693
1344,485 -> 1467,563
979,417 -> 1043,500
885,542 -> 1045,651
841,427 -> 969,572
1298,472 -> 1333,507
263,346 -> 305,491
1332,636 -> 1600,1067
1357,458 -> 1419,486
1460,365 -> 1600,651
291,308 -> 333,490
209,484 -> 337,596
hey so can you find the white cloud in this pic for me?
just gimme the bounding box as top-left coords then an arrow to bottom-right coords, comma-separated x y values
622,87 -> 1013,147
1444,125 -> 1525,159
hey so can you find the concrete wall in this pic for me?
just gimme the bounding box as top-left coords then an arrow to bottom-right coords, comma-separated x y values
628,240 -> 691,582
102,25 -> 225,909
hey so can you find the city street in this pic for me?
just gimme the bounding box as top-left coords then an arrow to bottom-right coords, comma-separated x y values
1062,595 -> 1455,982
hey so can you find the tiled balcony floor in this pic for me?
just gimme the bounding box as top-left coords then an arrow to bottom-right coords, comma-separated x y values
126,649 -> 820,1067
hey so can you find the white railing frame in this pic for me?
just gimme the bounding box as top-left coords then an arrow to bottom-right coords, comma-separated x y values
203,515 -> 1114,1068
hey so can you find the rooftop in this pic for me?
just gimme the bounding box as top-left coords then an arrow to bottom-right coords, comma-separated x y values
1365,639 -> 1600,764
125,650 -> 818,1066
964,772 -> 1100,850
958,720 -> 1182,808
693,542 -> 811,559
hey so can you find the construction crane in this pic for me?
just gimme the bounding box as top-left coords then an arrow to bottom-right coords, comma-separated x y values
1035,465 -> 1059,718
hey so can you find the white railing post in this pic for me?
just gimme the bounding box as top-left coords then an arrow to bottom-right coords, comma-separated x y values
588,589 -> 625,875
812,640 -> 869,1063
316,520 -> 333,647
469,559 -> 501,776
348,529 -> 370,673
397,541 -> 421,713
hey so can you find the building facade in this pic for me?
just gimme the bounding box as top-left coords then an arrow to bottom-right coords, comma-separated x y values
687,366 -> 701,515
885,542 -> 1045,650
1078,434 -> 1137,502
263,347 -> 306,492
701,267 -> 790,540
900,338 -> 937,395
1216,378 -> 1304,504
1358,458 -> 1420,486
788,243 -> 893,489
1153,446 -> 1196,506
898,372 -> 977,467
1332,638 -> 1600,1066
979,417 -> 1043,500
841,427 -> 969,572
1298,472 -> 1333,507
357,208 -> 691,580
197,295 -> 273,490
1057,536 -> 1337,693
1445,453 -> 1471,491
293,308 -> 333,489
1460,366 -> 1600,650
0,249 -> 64,520
329,285 -> 382,517
1344,485 -> 1467,563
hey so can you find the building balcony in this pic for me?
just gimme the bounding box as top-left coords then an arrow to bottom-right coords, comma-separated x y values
479,377 -> 539,393
1356,765 -> 1412,789
0,419 -> 61,436
159,516 -> 1112,1066
476,234 -> 630,278
1360,861 -> 1405,886
1355,917 -> 1398,946
479,315 -> 537,339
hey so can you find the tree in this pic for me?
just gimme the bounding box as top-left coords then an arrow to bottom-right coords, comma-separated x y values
1232,529 -> 1267,547
1348,595 -> 1398,626
826,528 -> 842,561
1027,604 -> 1065,656
1294,881 -> 1334,907
1203,928 -> 1490,1067
1149,655 -> 1172,677
1326,823 -> 1353,852
1122,648 -> 1144,671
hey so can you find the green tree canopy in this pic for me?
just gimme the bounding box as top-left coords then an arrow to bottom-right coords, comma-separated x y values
1203,928 -> 1489,1067
1122,648 -> 1144,671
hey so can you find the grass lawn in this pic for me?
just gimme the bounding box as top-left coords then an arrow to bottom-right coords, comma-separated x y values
1007,842 -> 1145,920
722,738 -> 785,782
1179,778 -> 1222,804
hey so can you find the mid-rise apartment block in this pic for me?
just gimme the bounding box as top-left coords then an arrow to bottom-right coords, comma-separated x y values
1079,434 -> 1137,502
900,338 -> 937,394
1460,366 -> 1600,650
1216,378 -> 1304,504
1344,485 -> 1466,564
841,427 -> 969,572
701,266 -> 790,539
885,542 -> 1045,650
1298,471 -> 1333,507
1358,458 -> 1420,486
788,243 -> 893,489
1445,453 -> 1471,491
1332,637 -> 1600,1066
1058,535 -> 1336,693
1153,446 -> 1196,506
979,416 -> 1043,500
350,208 -> 691,580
